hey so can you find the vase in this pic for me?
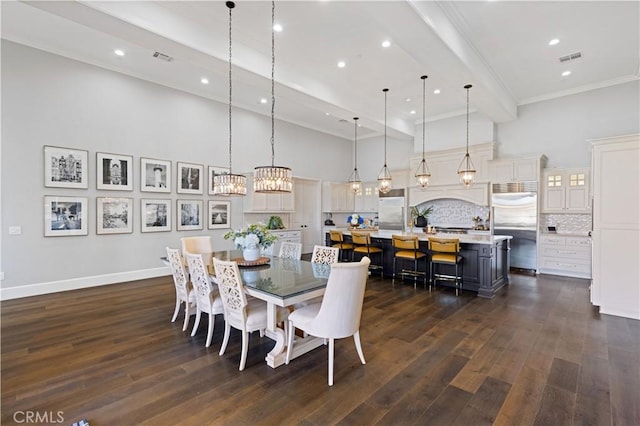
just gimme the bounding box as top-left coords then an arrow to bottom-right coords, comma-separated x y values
242,247 -> 261,262
415,216 -> 428,228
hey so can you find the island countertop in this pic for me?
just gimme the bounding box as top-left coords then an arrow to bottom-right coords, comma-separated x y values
343,230 -> 512,245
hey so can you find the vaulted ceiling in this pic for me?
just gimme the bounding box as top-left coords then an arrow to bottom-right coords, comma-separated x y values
2,1 -> 638,141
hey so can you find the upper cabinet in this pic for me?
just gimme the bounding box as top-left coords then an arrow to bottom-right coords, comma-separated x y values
354,182 -> 379,212
322,182 -> 355,213
488,156 -> 546,182
542,168 -> 590,213
244,173 -> 295,213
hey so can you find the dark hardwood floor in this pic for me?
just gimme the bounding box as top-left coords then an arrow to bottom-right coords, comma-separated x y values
2,271 -> 638,426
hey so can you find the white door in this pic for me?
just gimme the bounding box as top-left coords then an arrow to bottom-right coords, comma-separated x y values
292,178 -> 321,254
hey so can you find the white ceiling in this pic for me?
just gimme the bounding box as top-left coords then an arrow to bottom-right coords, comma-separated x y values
2,1 -> 638,141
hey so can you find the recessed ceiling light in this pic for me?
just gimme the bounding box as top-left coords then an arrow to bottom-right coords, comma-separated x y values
410,110 -> 416,115
549,38 -> 560,46
337,61 -> 346,68
114,49 -> 125,56
325,112 -> 330,116
405,98 -> 411,102
201,78 -> 209,84
381,40 -> 391,48
562,70 -> 571,77
433,89 -> 441,94
273,23 -> 283,32
260,98 -> 268,104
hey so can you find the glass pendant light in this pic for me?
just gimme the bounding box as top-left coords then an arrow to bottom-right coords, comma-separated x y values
213,1 -> 247,196
457,84 -> 476,188
414,75 -> 431,189
348,117 -> 362,193
377,88 -> 392,194
254,0 -> 292,193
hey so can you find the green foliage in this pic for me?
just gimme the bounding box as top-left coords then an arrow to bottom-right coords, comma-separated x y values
411,205 -> 433,218
224,223 -> 278,249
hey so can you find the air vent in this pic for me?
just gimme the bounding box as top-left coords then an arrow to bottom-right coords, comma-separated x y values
559,52 -> 582,63
153,52 -> 173,62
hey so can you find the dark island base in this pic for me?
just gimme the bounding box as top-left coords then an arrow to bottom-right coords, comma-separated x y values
326,233 -> 510,298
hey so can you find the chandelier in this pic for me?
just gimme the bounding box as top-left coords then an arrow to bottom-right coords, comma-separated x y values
348,117 -> 362,193
457,84 -> 476,188
377,88 -> 392,194
213,1 -> 247,196
254,1 -> 292,193
414,75 -> 431,189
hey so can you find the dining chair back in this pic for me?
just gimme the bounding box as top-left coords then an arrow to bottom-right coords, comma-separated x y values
181,236 -> 213,266
185,253 -> 224,347
166,247 -> 196,332
286,257 -> 371,386
279,241 -> 302,260
213,258 -> 289,371
311,245 -> 340,265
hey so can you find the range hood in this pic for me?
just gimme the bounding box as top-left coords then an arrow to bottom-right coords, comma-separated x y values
409,183 -> 489,206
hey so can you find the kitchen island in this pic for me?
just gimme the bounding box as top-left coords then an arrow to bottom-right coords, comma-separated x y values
326,230 -> 511,298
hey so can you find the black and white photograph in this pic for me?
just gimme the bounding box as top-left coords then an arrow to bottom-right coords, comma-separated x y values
96,197 -> 133,234
177,199 -> 203,231
44,145 -> 88,189
44,196 -> 88,236
97,152 -> 133,191
208,165 -> 230,195
177,162 -> 203,194
208,200 -> 230,229
141,158 -> 171,193
141,199 -> 171,233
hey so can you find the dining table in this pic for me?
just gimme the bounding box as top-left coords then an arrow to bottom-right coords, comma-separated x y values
208,250 -> 330,368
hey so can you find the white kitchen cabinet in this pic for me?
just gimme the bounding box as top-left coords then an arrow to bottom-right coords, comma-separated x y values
245,174 -> 295,212
354,182 -> 379,212
262,229 -> 302,257
542,168 -> 590,213
488,156 -> 544,183
538,234 -> 591,278
322,182 -> 355,212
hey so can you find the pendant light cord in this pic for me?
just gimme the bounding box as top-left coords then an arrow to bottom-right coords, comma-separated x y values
466,86 -> 470,156
270,0 -> 276,168
383,88 -> 388,166
354,117 -> 358,169
227,1 -> 234,172
421,75 -> 427,161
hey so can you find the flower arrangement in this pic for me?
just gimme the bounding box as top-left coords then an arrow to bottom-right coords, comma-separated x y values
224,223 -> 277,250
347,214 -> 364,227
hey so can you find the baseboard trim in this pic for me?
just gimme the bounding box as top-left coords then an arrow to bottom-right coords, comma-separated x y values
600,306 -> 640,320
0,267 -> 171,301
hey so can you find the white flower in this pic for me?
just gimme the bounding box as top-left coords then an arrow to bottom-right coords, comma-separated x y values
244,233 -> 260,248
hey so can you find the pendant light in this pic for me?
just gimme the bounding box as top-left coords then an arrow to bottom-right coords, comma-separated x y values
457,84 -> 476,188
348,117 -> 362,193
254,0 -> 292,193
377,88 -> 392,194
213,1 -> 247,196
414,75 -> 431,189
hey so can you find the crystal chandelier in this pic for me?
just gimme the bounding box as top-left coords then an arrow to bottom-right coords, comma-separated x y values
377,88 -> 392,194
457,84 -> 476,188
348,117 -> 362,193
254,1 -> 292,193
213,1 -> 247,196
414,75 -> 431,189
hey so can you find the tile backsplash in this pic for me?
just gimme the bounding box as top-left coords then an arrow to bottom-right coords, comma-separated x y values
416,199 -> 490,228
541,213 -> 591,234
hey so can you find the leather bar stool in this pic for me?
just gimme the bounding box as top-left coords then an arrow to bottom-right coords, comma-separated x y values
428,237 -> 464,295
392,235 -> 427,288
329,230 -> 354,262
351,231 -> 383,275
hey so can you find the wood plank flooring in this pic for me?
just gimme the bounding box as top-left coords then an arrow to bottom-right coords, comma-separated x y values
2,272 -> 638,426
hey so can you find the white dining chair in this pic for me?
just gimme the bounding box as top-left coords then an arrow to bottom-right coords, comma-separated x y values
166,247 -> 196,331
213,258 -> 289,371
311,245 -> 340,265
181,236 -> 213,266
286,257 -> 371,386
279,241 -> 302,260
185,252 -> 224,348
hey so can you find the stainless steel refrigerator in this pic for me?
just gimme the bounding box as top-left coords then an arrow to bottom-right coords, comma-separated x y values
492,182 -> 538,271
378,189 -> 405,231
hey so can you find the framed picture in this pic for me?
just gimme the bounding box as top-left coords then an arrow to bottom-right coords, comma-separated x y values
96,197 -> 133,234
141,199 -> 172,233
44,196 -> 88,236
141,158 -> 171,193
208,165 -> 230,195
97,152 -> 133,191
177,199 -> 203,231
208,200 -> 231,229
44,145 -> 88,189
177,162 -> 204,194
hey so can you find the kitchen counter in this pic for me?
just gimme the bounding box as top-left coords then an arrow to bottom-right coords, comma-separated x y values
344,230 -> 512,245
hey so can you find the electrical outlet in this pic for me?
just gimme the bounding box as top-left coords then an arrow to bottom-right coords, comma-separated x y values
8,226 -> 21,235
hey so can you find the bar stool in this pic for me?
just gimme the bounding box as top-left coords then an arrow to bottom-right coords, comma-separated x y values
428,237 -> 463,295
351,231 -> 383,275
392,235 -> 427,288
329,230 -> 354,262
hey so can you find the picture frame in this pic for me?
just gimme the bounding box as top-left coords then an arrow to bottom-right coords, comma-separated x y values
44,196 -> 88,236
97,152 -> 133,191
208,165 -> 231,195
177,162 -> 204,194
140,158 -> 171,193
208,200 -> 231,229
177,199 -> 203,231
96,197 -> 133,234
141,199 -> 172,233
44,145 -> 89,189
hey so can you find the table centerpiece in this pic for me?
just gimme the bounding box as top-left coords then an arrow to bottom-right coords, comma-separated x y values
224,223 -> 277,261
